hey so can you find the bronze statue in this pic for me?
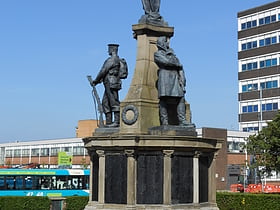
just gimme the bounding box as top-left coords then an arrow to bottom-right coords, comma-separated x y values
90,44 -> 128,128
154,36 -> 188,126
139,0 -> 167,26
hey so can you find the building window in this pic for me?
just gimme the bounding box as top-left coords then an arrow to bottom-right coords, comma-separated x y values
62,147 -> 72,153
5,150 -> 13,157
22,149 -> 30,157
262,103 -> 278,111
40,148 -> 49,157
31,149 -> 40,157
73,146 -> 84,156
241,40 -> 257,51
241,20 -> 257,30
51,148 -> 59,156
259,15 -> 277,26
242,83 -> 258,92
260,80 -> 278,89
242,61 -> 258,71
243,127 -> 259,132
260,58 -> 277,68
259,36 -> 277,47
242,105 -> 258,113
14,149 -> 21,157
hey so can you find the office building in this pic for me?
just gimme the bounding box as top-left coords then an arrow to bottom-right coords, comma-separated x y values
238,1 -> 280,132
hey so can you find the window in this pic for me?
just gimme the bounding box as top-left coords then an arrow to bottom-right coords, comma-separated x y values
14,149 -> 21,157
260,80 -> 278,89
51,148 -> 59,156
40,148 -> 49,156
73,146 -> 84,156
5,150 -> 13,157
272,15 -> 277,22
62,147 -> 72,153
242,61 -> 258,72
31,149 -> 39,156
259,39 -> 264,47
260,58 -> 278,68
242,105 -> 258,113
241,83 -> 258,92
241,20 -> 257,30
243,127 -> 259,132
262,103 -> 278,111
241,41 -> 258,51
259,15 -> 277,26
22,149 -> 30,157
259,36 -> 277,48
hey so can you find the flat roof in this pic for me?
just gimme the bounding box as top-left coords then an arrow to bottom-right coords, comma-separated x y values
0,137 -> 83,147
238,1 -> 280,18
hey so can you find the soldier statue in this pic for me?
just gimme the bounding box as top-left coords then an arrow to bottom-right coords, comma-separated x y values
91,44 -> 127,128
154,36 -> 188,126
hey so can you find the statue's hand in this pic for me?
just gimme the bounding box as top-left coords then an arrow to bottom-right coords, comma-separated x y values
91,80 -> 98,86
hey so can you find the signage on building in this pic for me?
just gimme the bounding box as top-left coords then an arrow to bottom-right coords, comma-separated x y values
58,152 -> 72,166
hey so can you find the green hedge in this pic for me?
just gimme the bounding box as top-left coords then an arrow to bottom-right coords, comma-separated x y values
0,194 -> 279,210
217,192 -> 280,210
65,196 -> 89,210
0,197 -> 50,210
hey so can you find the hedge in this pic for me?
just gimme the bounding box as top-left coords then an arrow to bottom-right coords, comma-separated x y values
0,193 -> 279,210
0,197 -> 50,210
217,192 -> 280,210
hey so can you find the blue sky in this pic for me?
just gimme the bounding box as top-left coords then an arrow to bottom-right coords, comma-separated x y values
0,0 -> 274,142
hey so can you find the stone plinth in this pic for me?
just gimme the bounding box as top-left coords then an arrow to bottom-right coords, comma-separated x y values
83,134 -> 222,210
120,24 -> 174,135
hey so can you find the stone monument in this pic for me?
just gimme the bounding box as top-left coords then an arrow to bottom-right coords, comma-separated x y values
83,2 -> 222,209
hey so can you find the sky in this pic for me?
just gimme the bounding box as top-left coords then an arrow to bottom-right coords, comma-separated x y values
0,0 -> 275,142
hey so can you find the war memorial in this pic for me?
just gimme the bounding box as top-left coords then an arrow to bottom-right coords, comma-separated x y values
83,1 -> 222,209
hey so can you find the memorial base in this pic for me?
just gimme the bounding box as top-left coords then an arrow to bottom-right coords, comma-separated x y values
83,134 -> 222,210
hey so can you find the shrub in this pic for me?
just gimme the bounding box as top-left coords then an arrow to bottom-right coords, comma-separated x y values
217,192 -> 280,210
0,197 -> 50,210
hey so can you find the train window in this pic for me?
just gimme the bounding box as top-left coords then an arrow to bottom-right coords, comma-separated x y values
15,176 -> 24,190
25,176 -> 33,189
6,176 -> 14,190
56,176 -> 67,189
0,176 -> 5,189
40,176 -> 52,189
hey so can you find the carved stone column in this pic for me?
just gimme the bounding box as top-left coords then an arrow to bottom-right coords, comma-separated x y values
96,150 -> 105,204
88,150 -> 94,202
193,151 -> 200,204
125,150 -> 136,206
208,152 -> 218,204
163,150 -> 174,205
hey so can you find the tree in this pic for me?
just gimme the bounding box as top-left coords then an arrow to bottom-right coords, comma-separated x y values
246,111 -> 280,176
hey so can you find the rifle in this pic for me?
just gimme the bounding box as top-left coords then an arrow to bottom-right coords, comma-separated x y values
87,75 -> 105,127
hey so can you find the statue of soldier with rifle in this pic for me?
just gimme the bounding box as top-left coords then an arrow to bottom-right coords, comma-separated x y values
88,44 -> 128,128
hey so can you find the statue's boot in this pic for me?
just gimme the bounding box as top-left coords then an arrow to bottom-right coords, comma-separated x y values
105,113 -> 112,126
159,100 -> 168,125
107,111 -> 120,127
177,98 -> 188,126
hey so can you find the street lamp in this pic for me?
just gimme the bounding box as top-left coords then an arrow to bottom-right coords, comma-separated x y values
259,86 -> 263,132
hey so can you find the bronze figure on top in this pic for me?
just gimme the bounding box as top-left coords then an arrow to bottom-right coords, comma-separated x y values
139,0 -> 168,26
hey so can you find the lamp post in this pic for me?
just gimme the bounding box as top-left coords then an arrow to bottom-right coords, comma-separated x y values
244,139 -> 248,190
259,86 -> 263,132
